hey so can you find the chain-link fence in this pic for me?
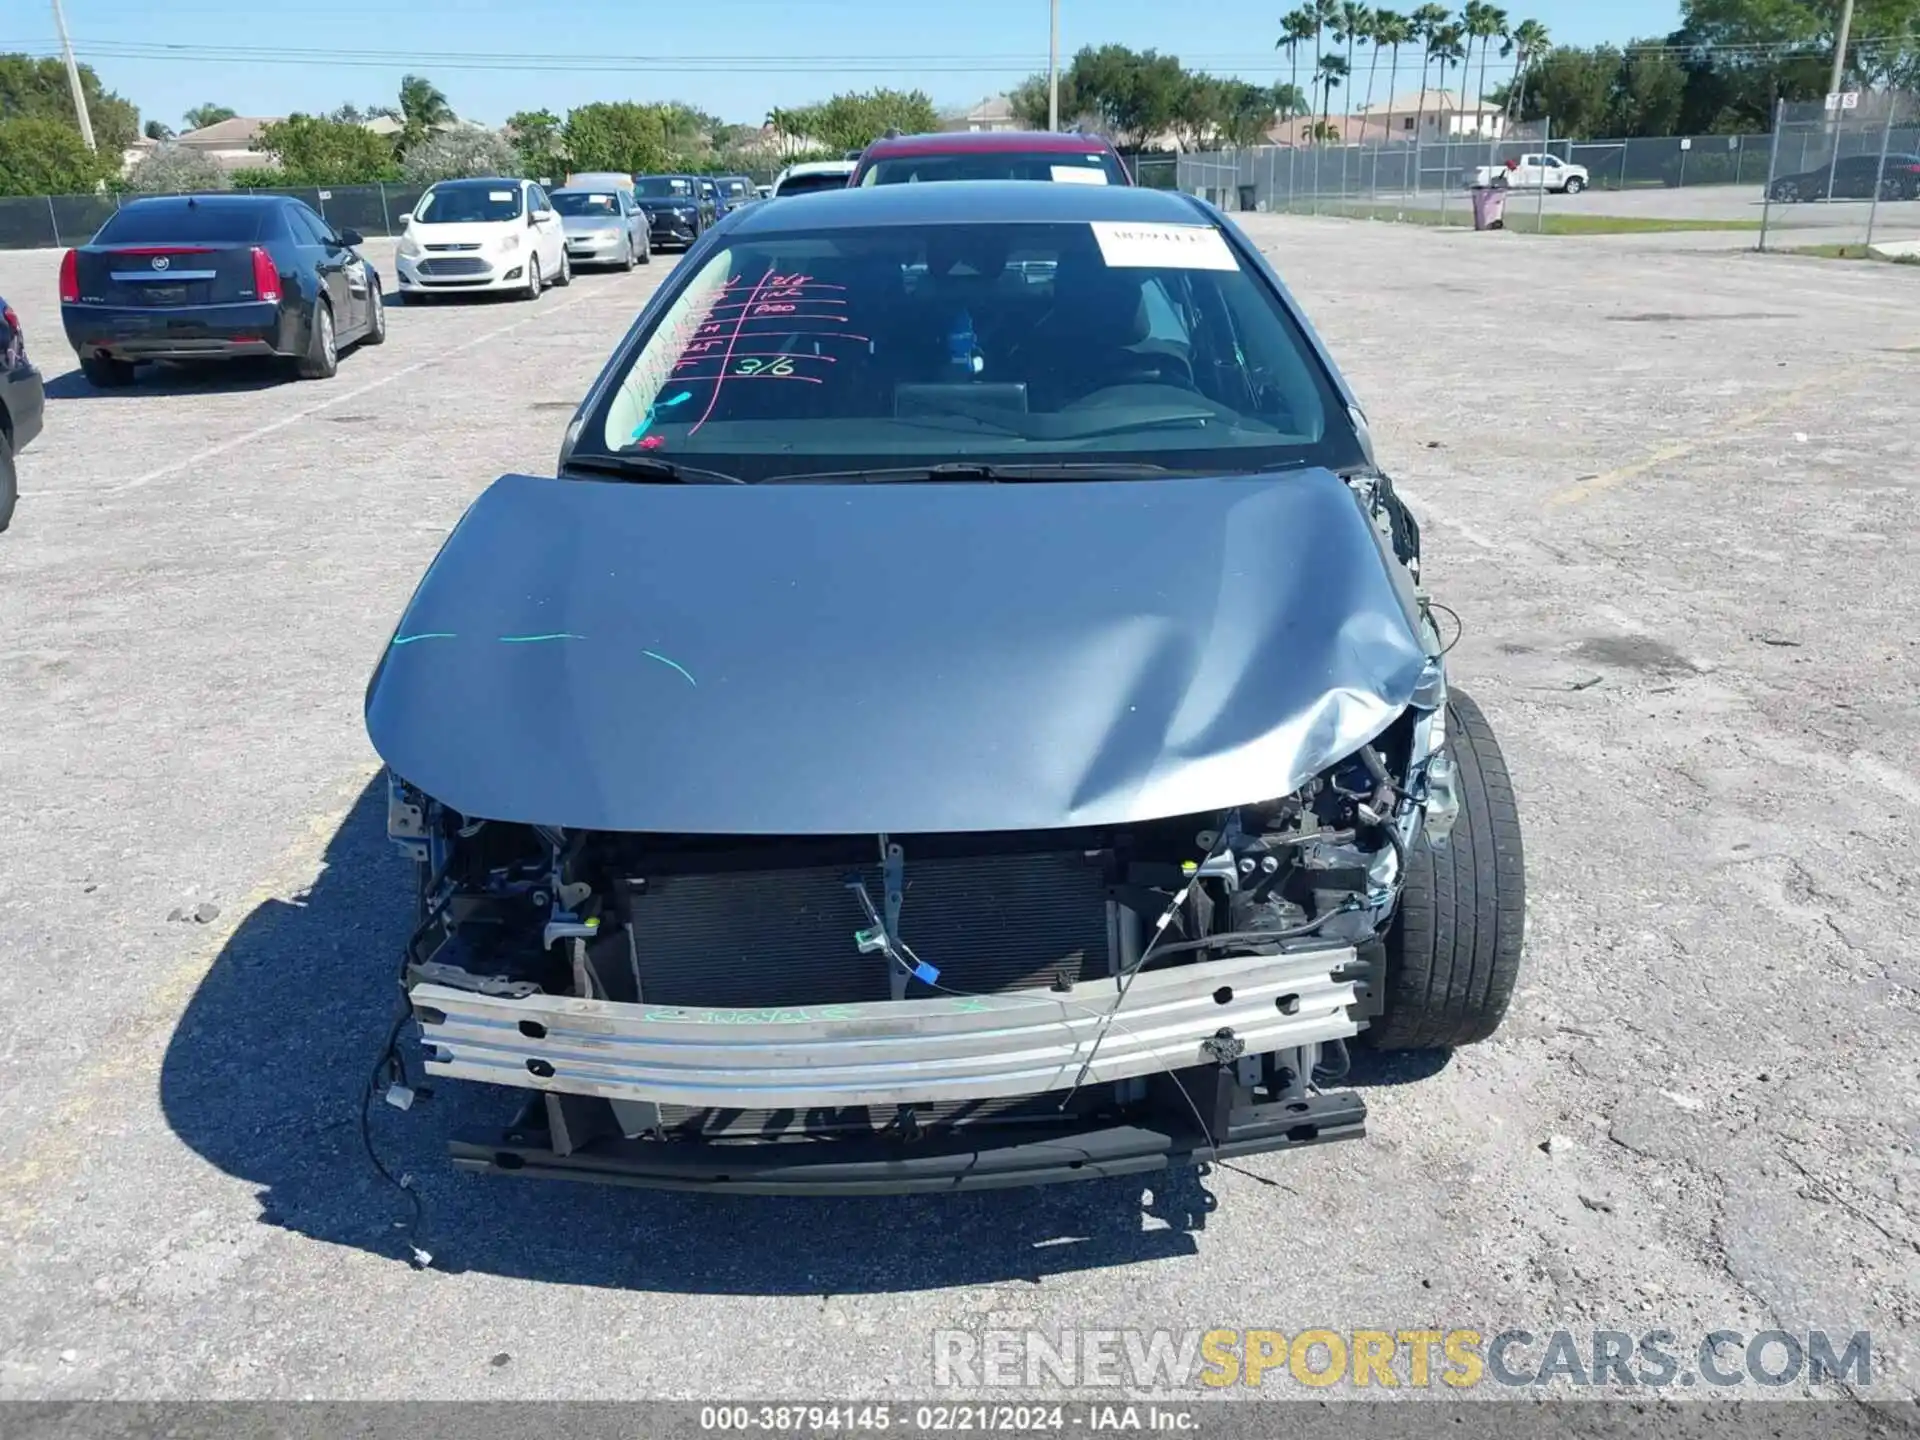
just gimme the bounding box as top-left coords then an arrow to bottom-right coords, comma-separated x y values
0,183 -> 434,250
1757,92 -> 1920,254
1177,122 -> 1570,225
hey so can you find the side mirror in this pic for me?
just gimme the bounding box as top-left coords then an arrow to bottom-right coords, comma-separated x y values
397,212 -> 412,226
337,227 -> 363,246
528,211 -> 540,227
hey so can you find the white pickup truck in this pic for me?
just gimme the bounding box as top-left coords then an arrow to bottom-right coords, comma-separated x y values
1464,153 -> 1590,193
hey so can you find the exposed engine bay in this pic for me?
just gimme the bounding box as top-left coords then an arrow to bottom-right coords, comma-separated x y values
387,631 -> 1458,1187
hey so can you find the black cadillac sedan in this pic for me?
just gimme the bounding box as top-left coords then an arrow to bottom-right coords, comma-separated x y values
60,193 -> 386,387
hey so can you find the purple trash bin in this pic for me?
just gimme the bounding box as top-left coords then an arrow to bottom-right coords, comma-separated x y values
1472,186 -> 1506,231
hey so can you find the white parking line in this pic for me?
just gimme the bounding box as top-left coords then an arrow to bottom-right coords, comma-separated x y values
110,288 -> 604,495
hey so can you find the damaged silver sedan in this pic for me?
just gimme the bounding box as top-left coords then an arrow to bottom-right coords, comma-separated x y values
365,181 -> 1524,1194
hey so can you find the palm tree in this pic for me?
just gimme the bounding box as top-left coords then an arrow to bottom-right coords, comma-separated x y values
1462,3 -> 1509,138
1315,53 -> 1351,134
1371,10 -> 1412,142
1429,22 -> 1467,110
1408,3 -> 1450,146
1277,9 -> 1319,142
1333,3 -> 1373,134
1309,0 -> 1341,87
1504,17 -> 1550,122
398,74 -> 455,147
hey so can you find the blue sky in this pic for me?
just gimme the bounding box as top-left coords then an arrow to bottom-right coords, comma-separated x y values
10,0 -> 1682,129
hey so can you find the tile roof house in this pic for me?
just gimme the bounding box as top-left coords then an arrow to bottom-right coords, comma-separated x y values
175,116 -> 281,172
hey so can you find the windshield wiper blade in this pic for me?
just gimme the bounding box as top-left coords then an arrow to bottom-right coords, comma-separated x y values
768,461 -> 1179,485
567,454 -> 744,485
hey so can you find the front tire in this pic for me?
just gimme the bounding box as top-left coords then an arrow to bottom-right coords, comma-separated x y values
80,353 -> 136,388
1366,689 -> 1526,1050
361,282 -> 387,346
553,246 -> 572,287
1563,176 -> 1586,195
522,254 -> 542,301
294,300 -> 338,380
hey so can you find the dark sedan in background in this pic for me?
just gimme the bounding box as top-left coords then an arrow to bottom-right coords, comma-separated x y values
60,193 -> 387,387
631,174 -> 715,251
0,293 -> 46,532
1769,153 -> 1920,201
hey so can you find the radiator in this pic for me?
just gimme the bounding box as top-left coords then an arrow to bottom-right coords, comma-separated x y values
629,849 -> 1115,1009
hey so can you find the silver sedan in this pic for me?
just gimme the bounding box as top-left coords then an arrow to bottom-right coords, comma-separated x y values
551,187 -> 651,270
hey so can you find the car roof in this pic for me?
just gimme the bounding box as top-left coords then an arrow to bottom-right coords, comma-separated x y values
117,192 -> 285,210
731,178 -> 1208,233
862,129 -> 1118,160
428,175 -> 526,187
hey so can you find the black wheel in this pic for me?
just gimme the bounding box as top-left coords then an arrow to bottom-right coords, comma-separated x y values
361,281 -> 387,346
1366,688 -> 1526,1050
1563,176 -> 1585,195
619,236 -> 636,271
639,234 -> 652,265
523,254 -> 542,300
294,300 -> 338,380
554,247 -> 572,287
0,434 -> 16,533
80,353 -> 135,388
1774,180 -> 1801,203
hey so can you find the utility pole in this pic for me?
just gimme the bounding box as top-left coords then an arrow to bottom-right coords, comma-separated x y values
1827,0 -> 1856,99
1048,0 -> 1061,131
51,0 -> 96,151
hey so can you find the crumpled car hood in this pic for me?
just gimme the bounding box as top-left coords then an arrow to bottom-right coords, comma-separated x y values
364,469 -> 1431,835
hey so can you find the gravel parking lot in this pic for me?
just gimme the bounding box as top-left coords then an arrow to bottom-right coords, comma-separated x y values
1,217 -> 1916,1402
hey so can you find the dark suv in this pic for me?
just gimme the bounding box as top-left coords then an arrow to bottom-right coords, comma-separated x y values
632,175 -> 718,249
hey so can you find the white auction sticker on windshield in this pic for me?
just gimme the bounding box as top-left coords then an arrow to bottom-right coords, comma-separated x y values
1091,221 -> 1236,270
488,190 -> 514,201
1051,165 -> 1109,185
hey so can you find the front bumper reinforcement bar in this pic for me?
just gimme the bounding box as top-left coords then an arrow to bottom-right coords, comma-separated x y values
412,946 -> 1362,1110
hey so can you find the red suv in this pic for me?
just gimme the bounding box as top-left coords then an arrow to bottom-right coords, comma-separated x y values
851,130 -> 1134,187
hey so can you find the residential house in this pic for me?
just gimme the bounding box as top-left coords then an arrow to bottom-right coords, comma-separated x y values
948,95 -> 1019,132
1356,90 -> 1507,140
174,116 -> 281,172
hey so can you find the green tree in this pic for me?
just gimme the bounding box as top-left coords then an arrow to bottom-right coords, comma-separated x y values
125,145 -> 230,193
255,114 -> 400,184
1066,45 -> 1188,148
144,119 -> 173,141
1010,72 -> 1084,129
182,103 -> 237,131
506,107 -> 564,178
562,101 -> 671,173
400,127 -> 520,183
1219,81 -> 1293,146
1371,10 -> 1414,137
397,74 -> 455,151
1168,74 -> 1223,151
1612,43 -> 1688,136
800,88 -> 941,151
0,116 -> 117,195
1519,45 -> 1620,137
1315,53 -> 1351,132
0,54 -> 139,153
1504,17 -> 1551,120
1462,2 -> 1509,124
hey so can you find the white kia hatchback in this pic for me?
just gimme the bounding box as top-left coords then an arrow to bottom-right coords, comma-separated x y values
395,177 -> 570,300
